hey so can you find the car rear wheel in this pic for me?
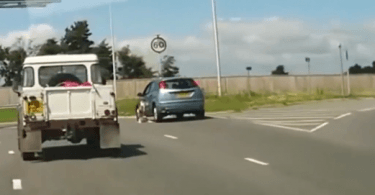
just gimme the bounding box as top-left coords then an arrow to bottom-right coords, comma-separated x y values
153,106 -> 163,122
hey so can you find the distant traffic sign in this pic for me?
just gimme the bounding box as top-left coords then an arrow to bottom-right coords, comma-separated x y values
151,35 -> 167,54
246,67 -> 252,71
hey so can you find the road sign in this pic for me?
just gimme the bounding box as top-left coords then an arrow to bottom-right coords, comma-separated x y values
151,35 -> 167,54
246,67 -> 252,71
305,57 -> 310,62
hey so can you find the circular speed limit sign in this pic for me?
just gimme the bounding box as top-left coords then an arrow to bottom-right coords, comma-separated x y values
151,35 -> 167,54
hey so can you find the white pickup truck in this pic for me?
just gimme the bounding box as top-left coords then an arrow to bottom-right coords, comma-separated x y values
12,54 -> 121,161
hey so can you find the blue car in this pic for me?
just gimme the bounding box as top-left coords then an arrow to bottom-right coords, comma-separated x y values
136,77 -> 205,122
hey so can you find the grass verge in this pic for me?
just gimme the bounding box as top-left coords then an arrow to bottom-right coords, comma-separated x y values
1,91 -> 374,123
0,108 -> 18,123
114,90 -> 374,116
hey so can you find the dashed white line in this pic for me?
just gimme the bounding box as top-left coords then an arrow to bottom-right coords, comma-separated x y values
310,122 -> 329,132
245,158 -> 269,166
164,135 -> 178,140
334,112 -> 352,120
234,116 -> 333,120
8,150 -> 14,154
253,122 -> 311,132
12,179 -> 22,190
358,107 -> 375,112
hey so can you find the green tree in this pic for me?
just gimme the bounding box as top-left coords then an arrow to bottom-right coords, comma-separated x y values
61,20 -> 94,54
271,65 -> 288,75
0,37 -> 37,86
161,55 -> 179,77
117,46 -> 155,79
37,38 -> 62,56
91,39 -> 113,79
0,47 -> 26,86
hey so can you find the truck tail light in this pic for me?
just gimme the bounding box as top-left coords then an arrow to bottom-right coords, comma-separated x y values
159,81 -> 166,89
104,110 -> 110,116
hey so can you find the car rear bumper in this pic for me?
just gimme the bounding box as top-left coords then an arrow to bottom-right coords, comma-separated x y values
158,100 -> 204,114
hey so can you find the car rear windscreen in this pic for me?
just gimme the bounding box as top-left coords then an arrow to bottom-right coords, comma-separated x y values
163,79 -> 197,89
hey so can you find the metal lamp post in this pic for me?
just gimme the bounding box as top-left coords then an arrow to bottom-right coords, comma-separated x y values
305,57 -> 311,94
339,44 -> 345,96
246,66 -> 252,97
211,0 -> 222,97
109,3 -> 117,100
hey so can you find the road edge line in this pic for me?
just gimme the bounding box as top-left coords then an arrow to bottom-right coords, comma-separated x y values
310,122 -> 329,133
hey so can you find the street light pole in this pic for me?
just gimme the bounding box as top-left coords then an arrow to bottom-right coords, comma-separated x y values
211,0 -> 222,97
109,3 -> 117,100
339,44 -> 345,96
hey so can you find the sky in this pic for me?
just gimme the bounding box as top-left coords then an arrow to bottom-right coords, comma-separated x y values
1,0 -> 375,81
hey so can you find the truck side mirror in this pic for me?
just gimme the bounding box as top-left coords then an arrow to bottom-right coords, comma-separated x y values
137,92 -> 143,97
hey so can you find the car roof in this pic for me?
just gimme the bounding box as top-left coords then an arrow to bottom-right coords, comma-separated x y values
23,54 -> 98,65
152,77 -> 193,83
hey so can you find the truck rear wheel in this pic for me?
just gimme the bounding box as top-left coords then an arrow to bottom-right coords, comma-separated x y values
87,128 -> 100,149
22,152 -> 35,161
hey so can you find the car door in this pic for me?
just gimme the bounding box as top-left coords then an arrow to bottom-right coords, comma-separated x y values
142,82 -> 153,115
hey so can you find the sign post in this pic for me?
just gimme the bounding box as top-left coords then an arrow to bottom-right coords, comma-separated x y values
346,50 -> 350,95
246,66 -> 252,97
305,57 -> 311,94
339,44 -> 345,96
151,35 -> 167,77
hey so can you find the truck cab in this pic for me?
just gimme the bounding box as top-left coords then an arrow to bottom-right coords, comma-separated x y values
13,54 -> 121,161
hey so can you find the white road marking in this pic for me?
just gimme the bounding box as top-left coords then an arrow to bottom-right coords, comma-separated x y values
234,116 -> 332,120
260,122 -> 323,126
164,135 -> 178,140
334,112 -> 352,120
253,122 -> 311,132
256,119 -> 326,123
358,107 -> 375,112
245,158 -> 269,166
310,122 -> 329,132
8,150 -> 14,154
12,179 -> 22,190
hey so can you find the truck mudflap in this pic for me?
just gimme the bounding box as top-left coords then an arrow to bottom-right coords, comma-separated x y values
99,121 -> 120,149
19,129 -> 42,153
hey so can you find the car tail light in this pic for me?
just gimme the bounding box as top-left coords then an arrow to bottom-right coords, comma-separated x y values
159,81 -> 167,89
104,110 -> 110,116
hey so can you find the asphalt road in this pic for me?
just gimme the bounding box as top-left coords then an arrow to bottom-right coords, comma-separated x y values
1,99 -> 375,195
